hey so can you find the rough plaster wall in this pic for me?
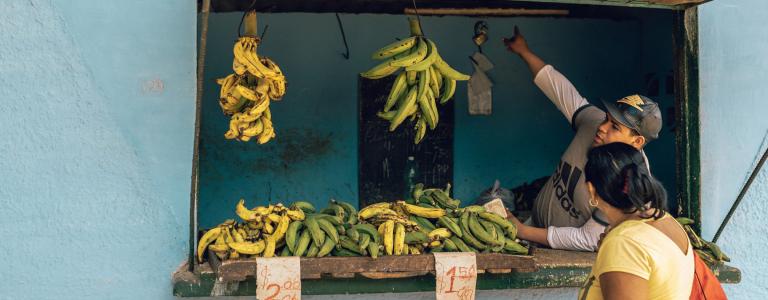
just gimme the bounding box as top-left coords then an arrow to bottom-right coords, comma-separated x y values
0,1 -> 195,300
699,0 -> 768,298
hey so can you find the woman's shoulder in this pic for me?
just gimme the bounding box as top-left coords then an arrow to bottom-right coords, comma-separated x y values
603,220 -> 658,246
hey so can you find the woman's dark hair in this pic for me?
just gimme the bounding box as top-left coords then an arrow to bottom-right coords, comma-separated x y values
584,142 -> 667,219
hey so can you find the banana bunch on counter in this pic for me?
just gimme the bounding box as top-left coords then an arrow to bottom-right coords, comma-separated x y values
197,183 -> 528,263
361,19 -> 470,144
216,11 -> 286,144
358,183 -> 528,255
676,217 -> 731,266
197,200 -> 308,262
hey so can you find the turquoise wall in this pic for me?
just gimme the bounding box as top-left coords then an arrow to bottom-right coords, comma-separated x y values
0,1 -> 195,300
699,0 -> 768,298
198,12 -> 677,228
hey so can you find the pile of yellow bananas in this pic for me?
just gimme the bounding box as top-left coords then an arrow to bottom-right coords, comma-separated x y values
676,217 -> 731,266
361,19 -> 470,144
357,184 -> 528,256
216,11 -> 286,144
197,183 -> 528,263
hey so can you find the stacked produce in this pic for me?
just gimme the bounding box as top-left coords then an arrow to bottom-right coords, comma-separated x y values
197,183 -> 528,263
361,19 -> 470,144
216,11 -> 286,144
676,217 -> 731,267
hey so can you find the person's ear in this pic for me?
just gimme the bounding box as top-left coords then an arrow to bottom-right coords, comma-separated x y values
587,182 -> 596,198
632,135 -> 646,149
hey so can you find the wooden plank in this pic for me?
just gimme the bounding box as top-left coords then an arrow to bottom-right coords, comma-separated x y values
360,271 -> 430,279
650,0 -> 707,4
533,248 -> 595,268
215,253 -> 535,282
403,7 -> 569,16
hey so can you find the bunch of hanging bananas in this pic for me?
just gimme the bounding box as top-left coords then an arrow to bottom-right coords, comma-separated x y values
675,217 -> 731,267
215,11 -> 286,144
361,19 -> 470,144
197,183 -> 528,263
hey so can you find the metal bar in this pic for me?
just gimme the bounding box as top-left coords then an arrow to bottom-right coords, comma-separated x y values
189,0 -> 210,272
404,7 -> 569,16
713,137 -> 768,243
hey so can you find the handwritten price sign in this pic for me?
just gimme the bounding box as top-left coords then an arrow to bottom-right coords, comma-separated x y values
256,257 -> 301,300
434,252 -> 477,300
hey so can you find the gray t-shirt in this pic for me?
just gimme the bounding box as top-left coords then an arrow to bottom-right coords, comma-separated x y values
530,65 -> 606,228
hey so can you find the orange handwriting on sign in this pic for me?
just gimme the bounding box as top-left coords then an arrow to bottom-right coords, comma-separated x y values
444,265 -> 478,293
256,257 -> 301,300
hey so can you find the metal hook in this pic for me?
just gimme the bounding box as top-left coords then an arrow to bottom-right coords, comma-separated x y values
335,13 -> 350,59
473,21 -> 489,53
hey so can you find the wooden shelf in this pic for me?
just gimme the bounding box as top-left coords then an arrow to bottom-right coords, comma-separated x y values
172,249 -> 741,297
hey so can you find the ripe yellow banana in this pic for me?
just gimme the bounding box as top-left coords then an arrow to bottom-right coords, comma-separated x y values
263,235 -> 277,257
393,223 -> 406,255
428,228 -> 452,240
401,202 -> 445,218
404,39 -> 437,71
360,60 -> 400,79
372,36 -> 417,60
272,214 -> 291,241
358,206 -> 399,220
228,240 -> 266,255
286,208 -> 305,221
197,227 -> 223,262
384,220 -> 395,255
389,37 -> 428,68
236,199 -> 259,222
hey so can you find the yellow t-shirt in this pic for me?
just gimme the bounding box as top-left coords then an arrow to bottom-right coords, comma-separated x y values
578,215 -> 694,300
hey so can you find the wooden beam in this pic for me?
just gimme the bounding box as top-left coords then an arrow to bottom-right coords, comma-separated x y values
173,249 -> 741,297
214,253 -> 536,282
404,7 -> 569,16
650,0 -> 707,4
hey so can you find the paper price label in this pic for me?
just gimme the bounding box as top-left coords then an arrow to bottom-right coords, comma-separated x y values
434,252 -> 477,300
256,257 -> 301,300
483,198 -> 507,218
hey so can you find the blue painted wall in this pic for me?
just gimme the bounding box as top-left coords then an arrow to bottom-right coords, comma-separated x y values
0,1 -> 195,300
198,12 -> 678,228
699,0 -> 768,298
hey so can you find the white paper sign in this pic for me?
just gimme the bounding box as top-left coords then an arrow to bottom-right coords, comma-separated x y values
483,198 -> 508,218
256,257 -> 301,300
434,252 -> 477,300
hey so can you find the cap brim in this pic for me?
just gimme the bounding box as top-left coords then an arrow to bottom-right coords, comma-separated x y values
602,99 -> 637,131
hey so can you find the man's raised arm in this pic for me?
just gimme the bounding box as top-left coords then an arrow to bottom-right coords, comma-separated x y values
504,26 -> 589,124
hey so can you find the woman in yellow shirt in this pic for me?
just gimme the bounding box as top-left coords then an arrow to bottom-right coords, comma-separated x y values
578,143 -> 694,300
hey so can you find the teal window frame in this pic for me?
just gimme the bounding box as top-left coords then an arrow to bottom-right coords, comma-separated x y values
175,1 -> 736,298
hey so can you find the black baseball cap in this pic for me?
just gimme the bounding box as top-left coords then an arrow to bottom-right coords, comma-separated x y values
602,95 -> 662,142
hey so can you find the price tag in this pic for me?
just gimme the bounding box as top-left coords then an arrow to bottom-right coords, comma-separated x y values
434,252 -> 477,300
256,257 -> 301,300
483,198 -> 507,217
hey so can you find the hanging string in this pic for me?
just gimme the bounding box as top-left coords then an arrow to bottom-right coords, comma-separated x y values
411,0 -> 426,37
237,0 -> 258,37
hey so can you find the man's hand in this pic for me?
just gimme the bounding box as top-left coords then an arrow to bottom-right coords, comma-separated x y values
502,26 -> 545,76
506,209 -> 523,227
503,26 -> 529,55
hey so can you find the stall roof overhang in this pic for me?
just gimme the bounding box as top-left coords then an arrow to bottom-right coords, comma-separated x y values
201,0 -> 713,14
